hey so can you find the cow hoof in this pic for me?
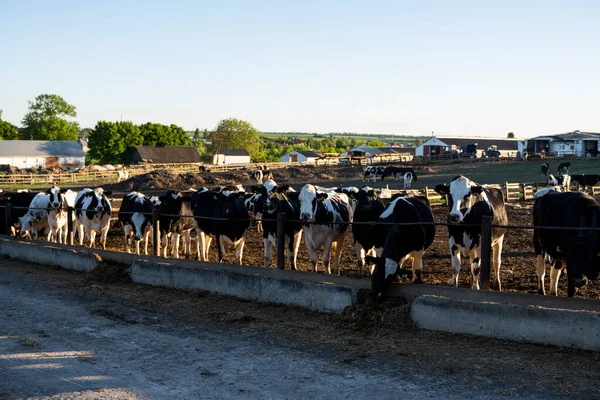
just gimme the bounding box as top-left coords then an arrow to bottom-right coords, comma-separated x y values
412,277 -> 424,284
493,281 -> 502,291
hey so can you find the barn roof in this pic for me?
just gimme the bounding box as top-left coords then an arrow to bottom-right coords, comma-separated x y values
294,150 -> 322,158
216,148 -> 250,156
133,146 -> 201,163
529,131 -> 600,141
0,140 -> 86,157
437,137 -> 519,151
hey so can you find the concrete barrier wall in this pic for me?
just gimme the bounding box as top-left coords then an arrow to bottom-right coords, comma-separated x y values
411,295 -> 600,351
0,238 -> 100,272
130,261 -> 358,312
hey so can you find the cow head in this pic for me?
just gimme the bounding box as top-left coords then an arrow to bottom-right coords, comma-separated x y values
365,255 -> 413,301
435,176 -> 484,223
220,191 -> 248,219
263,185 -> 293,214
46,185 -> 66,210
565,235 -> 593,290
299,184 -> 328,222
92,188 -> 112,213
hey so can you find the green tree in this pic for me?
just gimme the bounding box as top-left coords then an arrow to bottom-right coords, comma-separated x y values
21,94 -> 79,140
0,120 -> 18,140
210,118 -> 262,161
140,123 -> 191,147
415,138 -> 423,146
88,121 -> 142,164
193,128 -> 202,145
507,132 -> 515,138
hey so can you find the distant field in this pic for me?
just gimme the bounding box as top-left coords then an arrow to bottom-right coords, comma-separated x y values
261,132 -> 426,143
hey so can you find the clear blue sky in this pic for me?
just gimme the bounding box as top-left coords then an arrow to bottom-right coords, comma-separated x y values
1,0 -> 599,137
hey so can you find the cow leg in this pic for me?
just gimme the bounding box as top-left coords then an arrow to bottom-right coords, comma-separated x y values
469,248 -> 482,290
183,230 -> 192,258
411,250 -> 424,284
322,238 -> 335,274
171,233 -> 180,259
205,236 -> 212,261
355,243 -> 365,275
77,224 -> 85,246
333,237 -> 345,276
450,242 -> 462,287
235,235 -> 246,265
492,236 -> 504,291
263,236 -> 272,268
549,260 -> 563,296
289,231 -> 302,271
257,221 -> 263,233
161,233 -> 170,257
124,225 -> 132,254
535,254 -> 546,295
100,227 -> 109,250
89,229 -> 96,248
217,235 -> 225,263
304,228 -> 319,272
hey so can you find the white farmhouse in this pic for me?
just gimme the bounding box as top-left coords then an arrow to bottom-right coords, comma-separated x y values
280,150 -> 322,163
212,149 -> 251,165
0,140 -> 86,169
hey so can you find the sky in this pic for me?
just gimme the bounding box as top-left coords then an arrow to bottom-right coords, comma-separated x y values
1,0 -> 599,138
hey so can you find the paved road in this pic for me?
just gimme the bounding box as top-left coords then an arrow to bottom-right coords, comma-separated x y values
0,261 -> 553,400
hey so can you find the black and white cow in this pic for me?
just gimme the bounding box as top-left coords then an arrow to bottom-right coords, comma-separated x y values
557,162 -> 571,174
118,192 -> 154,255
546,174 -> 571,192
363,166 -> 384,183
402,172 -> 414,189
156,190 -> 198,258
192,189 -> 250,264
533,190 -> 600,297
299,184 -> 351,274
365,195 -> 435,300
570,174 -> 600,190
46,185 -> 77,244
435,176 -> 508,290
19,192 -> 51,240
260,184 -> 303,269
541,163 -> 549,177
382,166 -> 418,182
74,188 -> 113,249
0,191 -> 38,236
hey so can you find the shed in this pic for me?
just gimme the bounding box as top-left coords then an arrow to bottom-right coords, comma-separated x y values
213,149 -> 251,165
280,150 -> 323,163
523,130 -> 600,156
0,140 -> 86,169
131,146 -> 201,164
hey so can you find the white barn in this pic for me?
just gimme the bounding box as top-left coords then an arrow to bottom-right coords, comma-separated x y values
0,140 -> 86,169
280,150 -> 322,163
523,130 -> 600,156
212,149 -> 251,165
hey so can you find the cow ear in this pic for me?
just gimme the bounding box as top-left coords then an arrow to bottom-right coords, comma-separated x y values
104,190 -> 113,196
434,184 -> 450,195
316,192 -> 329,201
471,186 -> 483,195
279,184 -> 290,192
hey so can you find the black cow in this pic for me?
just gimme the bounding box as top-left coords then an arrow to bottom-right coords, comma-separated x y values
365,195 -> 435,300
557,162 -> 571,174
349,186 -> 387,274
0,191 -> 38,235
435,176 -> 508,290
541,163 -> 549,177
570,174 -> 600,190
192,189 -> 250,264
533,191 -> 600,297
156,190 -> 197,258
382,166 -> 418,182
260,184 -> 303,269
118,192 -> 154,255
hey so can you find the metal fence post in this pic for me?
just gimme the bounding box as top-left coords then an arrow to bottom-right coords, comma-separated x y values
276,212 -> 286,269
153,209 -> 161,257
480,215 -> 493,290
67,206 -> 74,245
5,203 -> 12,236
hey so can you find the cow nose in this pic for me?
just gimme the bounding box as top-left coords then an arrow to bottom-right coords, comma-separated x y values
53,202 -> 59,207
300,213 -> 310,220
448,214 -> 460,223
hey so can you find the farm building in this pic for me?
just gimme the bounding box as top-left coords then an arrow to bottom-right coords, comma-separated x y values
213,149 -> 251,165
0,140 -> 86,169
415,137 -> 520,158
341,146 -> 413,163
131,146 -> 201,164
280,150 -> 323,163
522,130 -> 600,156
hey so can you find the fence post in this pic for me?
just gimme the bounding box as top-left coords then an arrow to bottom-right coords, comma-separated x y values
276,212 -> 286,270
504,181 -> 509,201
67,206 -> 74,245
425,186 -> 430,200
153,209 -> 161,257
4,203 -> 11,236
479,215 -> 493,290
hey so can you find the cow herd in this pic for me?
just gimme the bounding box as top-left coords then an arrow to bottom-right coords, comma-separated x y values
1,170 -> 600,299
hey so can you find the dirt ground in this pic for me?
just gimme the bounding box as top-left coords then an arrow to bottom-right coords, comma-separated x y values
1,258 -> 600,399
